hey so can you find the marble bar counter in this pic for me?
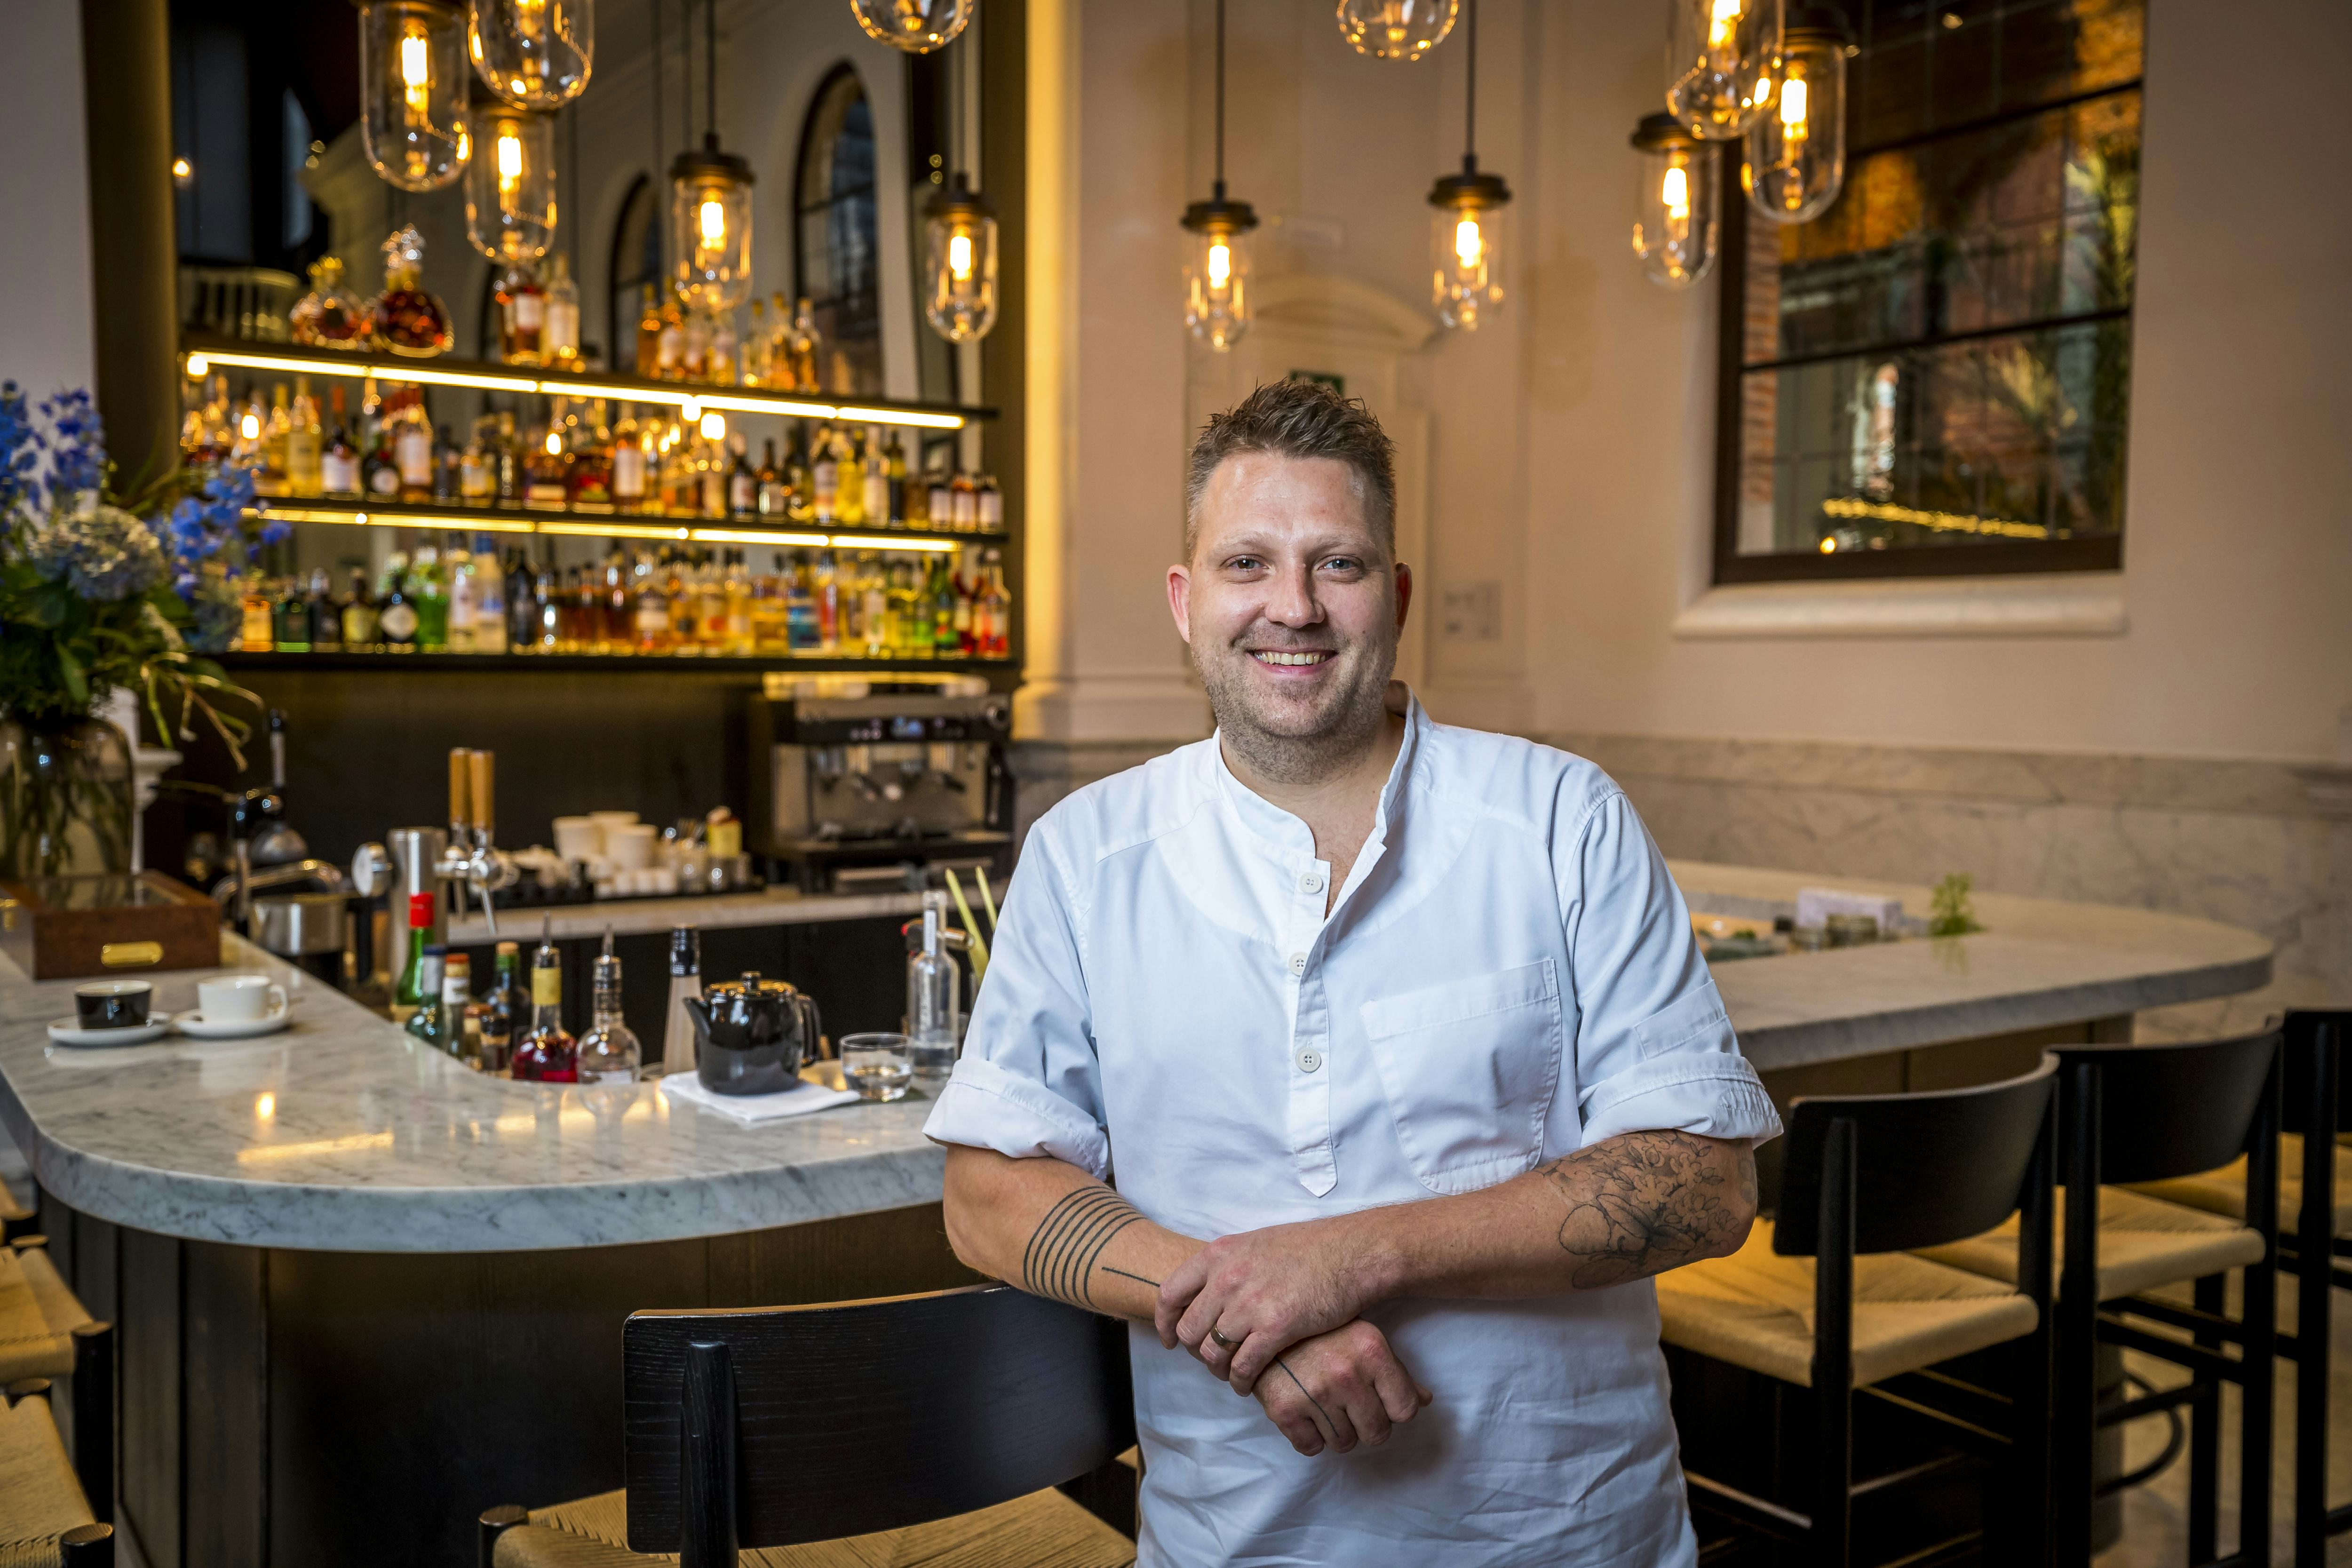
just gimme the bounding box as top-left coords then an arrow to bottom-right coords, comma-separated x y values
443,885 -> 929,944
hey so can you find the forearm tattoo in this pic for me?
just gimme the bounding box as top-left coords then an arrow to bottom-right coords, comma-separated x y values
1542,1131 -> 1747,1290
1021,1185 -> 1145,1309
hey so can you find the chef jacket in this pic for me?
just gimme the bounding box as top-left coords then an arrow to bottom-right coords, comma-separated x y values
924,688 -> 1782,1566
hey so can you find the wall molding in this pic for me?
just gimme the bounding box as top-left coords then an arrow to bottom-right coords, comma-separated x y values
1672,573 -> 2128,640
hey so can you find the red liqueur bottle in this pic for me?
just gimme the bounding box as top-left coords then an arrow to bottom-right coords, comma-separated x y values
510,919 -> 579,1082
370,226 -> 453,358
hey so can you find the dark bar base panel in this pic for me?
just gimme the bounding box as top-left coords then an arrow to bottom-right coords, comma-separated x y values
34,1194 -> 984,1568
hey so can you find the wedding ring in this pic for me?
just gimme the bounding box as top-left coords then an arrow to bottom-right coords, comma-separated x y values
1208,1329 -> 1239,1350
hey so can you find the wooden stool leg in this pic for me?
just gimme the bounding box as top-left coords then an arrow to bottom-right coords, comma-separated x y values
479,1504 -> 529,1568
2238,1052 -> 2281,1568
58,1522 -> 113,1567
2296,1031 -> 2336,1568
2190,1274 -> 2223,1563
72,1321 -> 112,1526
1812,1117 -> 1855,1568
2058,1062 -> 2102,1568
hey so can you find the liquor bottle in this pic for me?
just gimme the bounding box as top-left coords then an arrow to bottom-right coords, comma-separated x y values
433,424 -> 461,503
952,553 -> 976,654
748,555 -> 787,653
308,568 -> 343,653
238,579 -> 275,651
525,423 -> 569,507
951,470 -> 978,532
981,549 -> 1010,656
502,266 -> 545,365
551,565 -> 581,651
272,575 -> 312,653
596,553 -> 630,652
786,296 -> 823,392
394,398 -> 431,502
472,537 -> 509,655
810,425 -> 838,522
575,929 -> 644,1084
512,919 -> 578,1082
905,458 -> 932,530
541,255 -> 580,368
681,307 -> 709,382
929,470 -> 954,533
505,551 -> 537,652
611,404 -> 647,511
784,553 -> 818,652
405,945 -> 450,1047
371,225 -> 453,356
533,560 -> 561,651
906,892 -> 961,1079
661,925 -> 701,1074
460,422 -> 493,503
477,940 -> 528,1074
728,441 -> 757,518
783,426 -> 814,521
977,473 -> 1003,532
636,283 -> 663,378
739,297 -> 770,385
446,536 -> 477,653
568,405 -> 613,508
493,411 -> 523,505
341,565 -> 380,649
697,552 -> 729,652
927,552 -> 957,655
723,549 -> 755,654
287,378 -> 324,497
860,553 -> 889,654
412,544 -> 450,651
812,551 -> 840,652
836,429 -> 866,526
862,426 -> 892,528
391,892 -> 437,1023
256,385 -> 291,496
880,429 -> 907,527
755,439 -> 786,517
378,552 -> 418,651
708,308 -> 739,387
322,421 -> 360,499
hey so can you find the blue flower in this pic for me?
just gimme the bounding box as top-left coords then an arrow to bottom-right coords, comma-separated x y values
38,390 -> 105,499
27,501 -> 167,601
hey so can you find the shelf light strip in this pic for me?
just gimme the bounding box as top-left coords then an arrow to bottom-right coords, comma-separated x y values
250,508 -> 972,552
187,350 -> 966,430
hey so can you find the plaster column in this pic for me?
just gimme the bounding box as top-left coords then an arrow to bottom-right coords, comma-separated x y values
1,0 -> 97,404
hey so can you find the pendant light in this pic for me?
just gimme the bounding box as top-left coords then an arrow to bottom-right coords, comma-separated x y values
1666,0 -> 1782,141
923,37 -> 998,343
1742,6 -> 1850,224
468,0 -> 594,110
851,0 -> 975,54
1426,0 -> 1509,331
358,0 -> 469,192
669,0 -> 754,314
463,102 -> 557,261
1180,0 -> 1258,353
1630,112 -> 1719,289
1336,0 -> 1458,62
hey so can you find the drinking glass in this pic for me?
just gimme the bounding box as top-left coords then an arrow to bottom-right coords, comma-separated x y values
840,1032 -> 914,1102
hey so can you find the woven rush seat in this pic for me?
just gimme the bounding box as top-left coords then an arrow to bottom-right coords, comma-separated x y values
1914,1184 -> 2263,1300
2127,1133 -> 2352,1238
0,1246 -> 93,1385
1656,1219 -> 2039,1389
0,1180 -> 32,1242
491,1484 -> 1136,1568
0,1394 -> 99,1565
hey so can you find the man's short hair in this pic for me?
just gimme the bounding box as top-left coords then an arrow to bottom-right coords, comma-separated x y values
1184,379 -> 1398,559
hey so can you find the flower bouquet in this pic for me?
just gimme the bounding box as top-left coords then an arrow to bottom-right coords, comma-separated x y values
0,383 -> 277,877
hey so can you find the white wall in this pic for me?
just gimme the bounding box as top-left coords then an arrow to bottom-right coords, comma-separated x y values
0,0 -> 96,404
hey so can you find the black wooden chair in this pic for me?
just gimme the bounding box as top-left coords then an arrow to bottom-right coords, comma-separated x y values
478,1282 -> 1139,1568
2129,1010 -> 2352,1568
0,1376 -> 114,1565
1657,1056 -> 2059,1567
0,1235 -> 114,1533
1919,1029 -> 2282,1568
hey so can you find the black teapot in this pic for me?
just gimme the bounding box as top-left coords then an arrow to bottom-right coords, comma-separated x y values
683,973 -> 825,1097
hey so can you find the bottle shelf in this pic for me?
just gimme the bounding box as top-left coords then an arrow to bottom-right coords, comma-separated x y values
247,493 -> 1009,554
180,331 -> 996,433
214,650 -> 1017,674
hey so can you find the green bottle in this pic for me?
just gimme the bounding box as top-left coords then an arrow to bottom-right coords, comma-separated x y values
378,552 -> 418,651
927,556 -> 957,655
391,891 -> 437,1021
405,945 -> 449,1048
413,544 -> 450,651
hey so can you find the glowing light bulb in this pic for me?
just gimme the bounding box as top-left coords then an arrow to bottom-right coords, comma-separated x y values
699,198 -> 726,246
699,411 -> 725,441
1819,536 -> 1836,553
240,412 -> 261,441
1207,240 -> 1232,289
400,28 -> 431,118
1708,0 -> 1741,50
1662,165 -> 1691,222
947,231 -> 974,282
1780,75 -> 1809,133
496,129 -> 523,189
1454,215 -> 1484,268
543,430 -> 561,455
680,397 -> 702,423
184,353 -> 209,379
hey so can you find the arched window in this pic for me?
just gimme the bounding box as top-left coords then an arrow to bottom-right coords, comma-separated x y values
608,173 -> 661,374
794,65 -> 881,396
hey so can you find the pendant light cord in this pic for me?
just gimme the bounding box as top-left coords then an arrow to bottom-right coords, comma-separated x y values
1464,0 -> 1478,167
1213,0 -> 1227,200
705,0 -> 719,143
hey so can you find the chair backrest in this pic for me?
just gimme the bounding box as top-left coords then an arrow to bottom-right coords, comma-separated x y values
621,1283 -> 1134,1555
2055,1028 -> 2281,1184
1775,1055 -> 2058,1257
2281,1010 -> 2352,1140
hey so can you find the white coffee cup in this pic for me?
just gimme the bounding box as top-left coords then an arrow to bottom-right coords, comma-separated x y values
608,822 -> 658,870
552,816 -> 597,860
199,973 -> 288,1024
588,811 -> 640,855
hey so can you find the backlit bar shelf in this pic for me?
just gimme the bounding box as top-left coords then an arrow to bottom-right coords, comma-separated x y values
248,495 -> 1007,555
180,332 -> 995,432
215,650 -> 1016,674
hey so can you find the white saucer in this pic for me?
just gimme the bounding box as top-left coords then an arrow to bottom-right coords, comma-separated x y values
47,1017 -> 172,1048
172,1007 -> 293,1041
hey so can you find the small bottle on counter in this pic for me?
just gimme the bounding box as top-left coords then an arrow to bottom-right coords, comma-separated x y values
512,917 -> 578,1082
435,951 -> 476,1060
906,892 -> 961,1082
390,892 -> 437,1023
576,928 -> 643,1084
661,925 -> 701,1074
405,945 -> 449,1048
477,939 -> 528,1075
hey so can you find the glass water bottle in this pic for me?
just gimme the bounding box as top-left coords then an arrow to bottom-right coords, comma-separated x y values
906,894 -> 961,1081
576,928 -> 643,1084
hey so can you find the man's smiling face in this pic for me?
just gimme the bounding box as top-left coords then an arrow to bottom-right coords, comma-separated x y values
1168,450 -> 1411,783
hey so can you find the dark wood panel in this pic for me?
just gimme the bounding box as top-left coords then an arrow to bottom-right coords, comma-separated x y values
120,1226 -> 182,1568
184,1245 -> 267,1565
706,1202 -> 982,1308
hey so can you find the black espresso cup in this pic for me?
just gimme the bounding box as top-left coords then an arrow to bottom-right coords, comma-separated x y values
74,979 -> 153,1030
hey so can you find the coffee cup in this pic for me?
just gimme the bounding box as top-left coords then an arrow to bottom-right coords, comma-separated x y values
198,974 -> 288,1025
74,979 -> 152,1030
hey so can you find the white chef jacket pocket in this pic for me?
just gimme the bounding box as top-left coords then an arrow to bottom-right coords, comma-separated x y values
1359,959 -> 1564,1194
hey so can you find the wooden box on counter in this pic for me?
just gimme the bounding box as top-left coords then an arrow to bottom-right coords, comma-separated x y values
0,872 -> 222,980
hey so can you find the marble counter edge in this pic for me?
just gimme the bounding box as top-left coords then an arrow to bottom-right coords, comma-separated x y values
445,889 -> 928,944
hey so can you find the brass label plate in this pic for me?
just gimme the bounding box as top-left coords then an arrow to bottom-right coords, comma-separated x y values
100,941 -> 165,968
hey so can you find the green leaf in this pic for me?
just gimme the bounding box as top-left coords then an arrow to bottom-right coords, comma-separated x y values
56,644 -> 88,707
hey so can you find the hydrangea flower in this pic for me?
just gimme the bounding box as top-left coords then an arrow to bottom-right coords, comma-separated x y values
38,390 -> 106,501
27,501 -> 168,601
0,381 -> 38,522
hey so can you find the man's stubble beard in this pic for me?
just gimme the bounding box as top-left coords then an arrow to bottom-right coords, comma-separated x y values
1195,624 -> 1398,788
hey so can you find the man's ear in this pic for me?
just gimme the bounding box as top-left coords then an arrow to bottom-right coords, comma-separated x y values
1167,562 -> 1194,645
1393,562 -> 1412,631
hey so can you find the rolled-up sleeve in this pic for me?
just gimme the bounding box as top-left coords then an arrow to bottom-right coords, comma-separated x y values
1560,791 -> 1781,1150
922,824 -> 1113,1179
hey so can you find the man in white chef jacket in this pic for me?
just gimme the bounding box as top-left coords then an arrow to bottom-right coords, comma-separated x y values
924,379 -> 1782,1566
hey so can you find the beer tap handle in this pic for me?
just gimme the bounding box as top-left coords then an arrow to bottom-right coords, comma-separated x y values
447,748 -> 470,839
469,749 -> 495,845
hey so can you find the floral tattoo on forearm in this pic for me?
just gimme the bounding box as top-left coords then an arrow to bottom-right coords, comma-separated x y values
1541,1130 -> 1751,1289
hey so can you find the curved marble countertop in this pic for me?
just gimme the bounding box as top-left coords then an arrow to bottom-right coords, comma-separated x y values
0,864 -> 2270,1253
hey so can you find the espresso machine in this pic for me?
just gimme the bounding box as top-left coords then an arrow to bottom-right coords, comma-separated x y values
741,674 -> 1014,893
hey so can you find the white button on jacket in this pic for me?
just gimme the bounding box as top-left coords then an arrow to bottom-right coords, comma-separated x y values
925,690 -> 1782,1568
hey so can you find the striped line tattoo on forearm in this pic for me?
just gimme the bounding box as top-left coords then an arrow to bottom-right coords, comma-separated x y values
1021,1185 -> 1144,1309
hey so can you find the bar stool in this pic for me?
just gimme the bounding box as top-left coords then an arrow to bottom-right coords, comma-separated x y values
478,1283 -> 1137,1568
0,1177 -> 34,1242
0,1377 -> 114,1563
0,1236 -> 114,1529
1656,1056 -> 2058,1567
2126,1010 -> 2352,1568
1915,1028 -> 2281,1567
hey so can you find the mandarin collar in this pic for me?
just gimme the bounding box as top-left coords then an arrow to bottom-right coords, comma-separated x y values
1206,682 -> 1425,861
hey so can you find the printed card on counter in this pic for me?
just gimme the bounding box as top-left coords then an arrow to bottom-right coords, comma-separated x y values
659,1070 -> 860,1124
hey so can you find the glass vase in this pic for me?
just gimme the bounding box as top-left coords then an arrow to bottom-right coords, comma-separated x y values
0,715 -> 135,880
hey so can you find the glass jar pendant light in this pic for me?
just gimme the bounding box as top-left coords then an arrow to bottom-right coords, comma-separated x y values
464,104 -> 557,262
1630,112 -> 1720,288
468,0 -> 593,110
671,0 -> 754,313
1666,0 -> 1782,140
850,0 -> 974,54
1742,6 -> 1849,224
1181,0 -> 1258,352
1428,0 -> 1510,330
1336,0 -> 1458,62
358,0 -> 469,191
925,179 -> 998,342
